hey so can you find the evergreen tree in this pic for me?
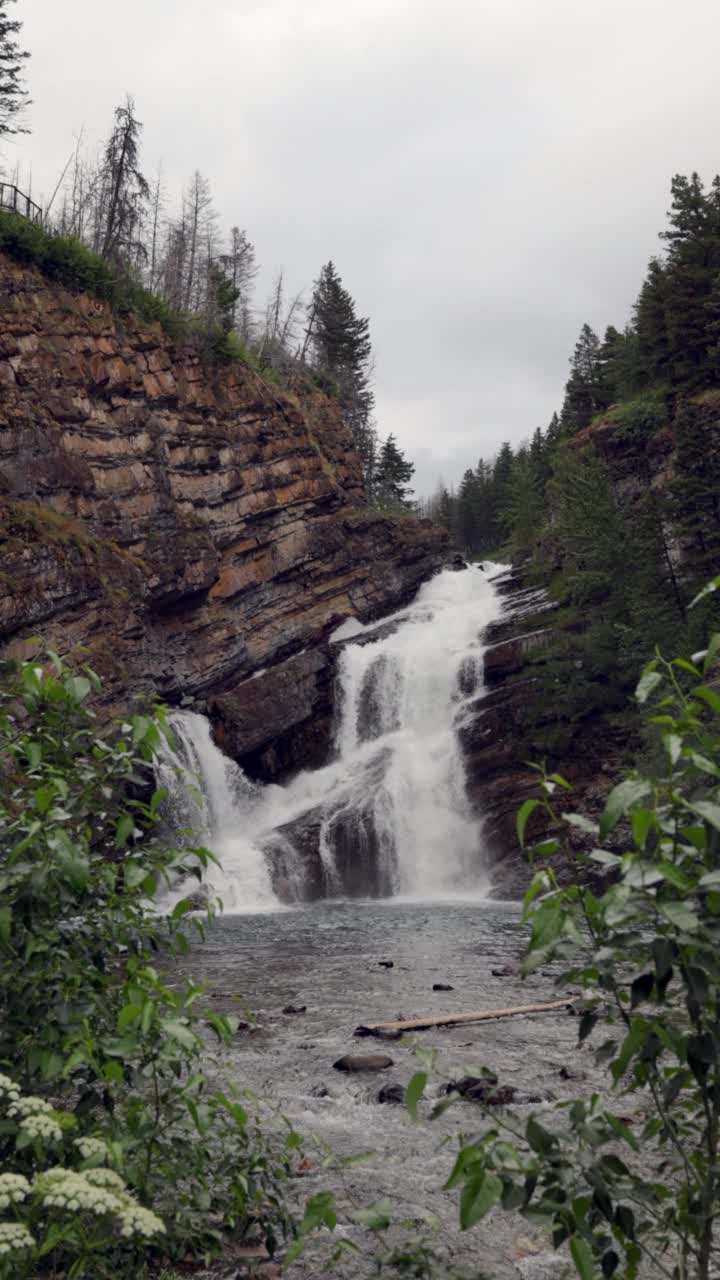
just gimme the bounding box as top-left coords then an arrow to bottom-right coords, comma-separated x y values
0,0 -> 28,143
503,455 -> 545,558
307,261 -> 376,486
457,468 -> 481,550
670,401 -> 720,591
491,441 -> 515,538
374,435 -> 415,511
219,227 -> 257,339
559,324 -> 603,433
634,257 -> 671,385
659,173 -> 720,385
95,98 -> 149,267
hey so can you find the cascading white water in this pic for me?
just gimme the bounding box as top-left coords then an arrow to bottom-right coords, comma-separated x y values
155,712 -> 279,912
156,563 -> 507,911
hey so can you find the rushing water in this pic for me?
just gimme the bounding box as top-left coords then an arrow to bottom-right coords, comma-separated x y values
158,565 -> 592,1277
182,900 -> 587,1279
156,564 -> 507,910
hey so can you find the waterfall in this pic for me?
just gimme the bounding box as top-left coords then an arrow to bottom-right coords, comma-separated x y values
156,563 -> 506,910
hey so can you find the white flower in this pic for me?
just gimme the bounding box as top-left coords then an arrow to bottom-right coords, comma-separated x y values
117,1202 -> 166,1238
18,1113 -> 62,1142
0,1075 -> 20,1105
0,1174 -> 30,1209
0,1221 -> 34,1256
34,1168 -> 122,1216
83,1168 -> 125,1190
74,1136 -> 109,1161
8,1095 -> 54,1118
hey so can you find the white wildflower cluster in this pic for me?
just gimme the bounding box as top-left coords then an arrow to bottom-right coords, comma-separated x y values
33,1167 -> 166,1240
117,1202 -> 166,1239
7,1095 -> 62,1143
0,1173 -> 30,1209
35,1168 -> 123,1217
83,1168 -> 125,1191
0,1221 -> 34,1256
73,1136 -> 109,1162
0,1076 -> 20,1106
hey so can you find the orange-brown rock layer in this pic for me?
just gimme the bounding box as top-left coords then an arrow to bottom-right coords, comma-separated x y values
0,253 -> 447,773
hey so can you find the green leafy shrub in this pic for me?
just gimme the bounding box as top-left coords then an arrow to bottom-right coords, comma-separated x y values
435,625 -> 720,1279
0,654 -> 296,1273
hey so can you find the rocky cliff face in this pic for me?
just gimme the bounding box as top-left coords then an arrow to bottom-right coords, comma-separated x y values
0,253 -> 447,777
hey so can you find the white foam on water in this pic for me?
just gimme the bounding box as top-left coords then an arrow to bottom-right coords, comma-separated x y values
156,563 -> 508,911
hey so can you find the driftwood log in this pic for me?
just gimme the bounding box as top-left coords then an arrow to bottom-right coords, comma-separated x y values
354,996 -> 576,1038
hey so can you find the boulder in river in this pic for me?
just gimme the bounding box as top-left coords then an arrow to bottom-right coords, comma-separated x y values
282,1004 -> 307,1015
377,1083 -> 405,1104
432,982 -> 454,991
378,960 -> 394,969
333,1054 -> 394,1073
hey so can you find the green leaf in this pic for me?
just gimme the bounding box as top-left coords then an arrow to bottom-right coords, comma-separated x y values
563,813 -> 599,835
657,861 -> 694,891
526,1115 -> 557,1155
570,1234 -> 595,1280
599,779 -> 651,839
405,1070 -> 427,1121
631,809 -> 655,850
692,684 -> 720,714
635,668 -> 662,703
568,1228 -> 591,1280
161,1019 -> 198,1051
460,1171 -> 503,1230
672,657 -> 701,676
612,1019 -> 647,1082
0,906 -> 11,946
702,632 -> 720,674
517,798 -> 540,848
114,813 -> 134,849
659,901 -> 699,932
353,1202 -> 391,1231
663,733 -> 682,765
688,801 -> 720,832
67,675 -> 91,704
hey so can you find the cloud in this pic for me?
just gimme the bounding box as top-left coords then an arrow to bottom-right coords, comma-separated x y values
12,0 -> 720,492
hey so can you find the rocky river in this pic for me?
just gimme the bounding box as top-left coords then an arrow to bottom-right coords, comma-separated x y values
178,900 -> 586,1279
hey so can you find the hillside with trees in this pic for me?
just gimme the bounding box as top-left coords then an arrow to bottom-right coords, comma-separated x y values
424,172 -> 720,756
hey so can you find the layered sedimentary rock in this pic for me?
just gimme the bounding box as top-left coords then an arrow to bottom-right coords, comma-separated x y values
0,253 -> 447,774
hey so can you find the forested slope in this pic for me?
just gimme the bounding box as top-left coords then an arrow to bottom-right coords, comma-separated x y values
430,172 -> 720,767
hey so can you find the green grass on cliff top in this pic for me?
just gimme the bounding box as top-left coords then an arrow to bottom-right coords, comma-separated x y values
0,209 -> 260,367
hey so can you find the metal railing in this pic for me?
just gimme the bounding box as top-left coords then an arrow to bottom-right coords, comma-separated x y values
0,182 -> 43,225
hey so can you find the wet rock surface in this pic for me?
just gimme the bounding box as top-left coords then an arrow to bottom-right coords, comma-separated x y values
179,899 -> 602,1278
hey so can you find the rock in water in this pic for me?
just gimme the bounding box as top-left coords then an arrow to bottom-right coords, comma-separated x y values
378,960 -> 394,969
432,982 -> 454,991
282,1004 -> 307,1015
333,1054 -> 394,1073
377,1083 -> 405,1104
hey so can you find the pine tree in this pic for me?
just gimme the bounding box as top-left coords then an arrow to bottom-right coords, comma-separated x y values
503,455 -> 545,558
671,402 -> 720,591
457,469 -> 480,551
634,258 -> 671,385
559,324 -> 603,433
219,227 -> 257,339
307,261 -> 376,489
94,98 -> 149,267
0,0 -> 29,143
660,173 -> 720,385
374,435 -> 415,511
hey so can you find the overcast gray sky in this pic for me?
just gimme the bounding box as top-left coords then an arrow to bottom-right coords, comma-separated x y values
8,0 -> 720,492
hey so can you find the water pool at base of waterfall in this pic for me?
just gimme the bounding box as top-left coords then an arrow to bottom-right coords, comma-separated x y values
176,899 -> 595,1279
